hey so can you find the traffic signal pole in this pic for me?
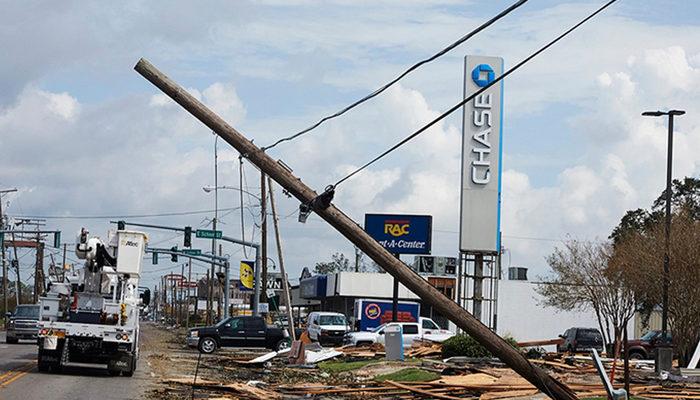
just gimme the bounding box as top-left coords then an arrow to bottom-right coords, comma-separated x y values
134,58 -> 577,400
114,221 -> 262,317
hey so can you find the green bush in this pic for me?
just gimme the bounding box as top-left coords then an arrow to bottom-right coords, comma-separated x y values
441,334 -> 519,359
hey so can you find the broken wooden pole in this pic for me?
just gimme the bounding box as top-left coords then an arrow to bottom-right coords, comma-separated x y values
133,57 -> 578,400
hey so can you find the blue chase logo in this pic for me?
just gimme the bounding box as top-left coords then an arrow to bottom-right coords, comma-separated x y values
471,64 -> 495,87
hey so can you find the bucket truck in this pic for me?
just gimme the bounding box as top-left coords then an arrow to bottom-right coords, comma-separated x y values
36,228 -> 149,376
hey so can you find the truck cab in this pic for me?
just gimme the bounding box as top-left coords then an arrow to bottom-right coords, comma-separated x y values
5,304 -> 40,344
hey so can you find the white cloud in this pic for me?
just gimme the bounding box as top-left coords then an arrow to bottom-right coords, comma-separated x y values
3,2 -> 700,287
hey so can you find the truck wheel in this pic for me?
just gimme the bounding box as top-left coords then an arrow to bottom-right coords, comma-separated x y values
123,357 -> 136,377
198,337 -> 217,354
628,350 -> 645,360
276,339 -> 291,351
108,369 -> 121,376
38,361 -> 50,372
6,337 -> 18,344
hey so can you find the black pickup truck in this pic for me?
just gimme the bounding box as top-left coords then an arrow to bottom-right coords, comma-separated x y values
187,316 -> 301,354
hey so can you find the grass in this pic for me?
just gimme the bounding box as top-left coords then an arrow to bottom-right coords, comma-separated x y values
319,360 -> 378,373
374,368 -> 441,382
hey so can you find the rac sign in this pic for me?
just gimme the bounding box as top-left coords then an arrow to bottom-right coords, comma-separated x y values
365,214 -> 432,255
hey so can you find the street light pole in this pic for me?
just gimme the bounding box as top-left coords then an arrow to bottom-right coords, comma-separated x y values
210,135 -> 219,324
642,109 -> 685,373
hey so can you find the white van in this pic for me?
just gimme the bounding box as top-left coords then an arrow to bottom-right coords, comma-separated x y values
306,311 -> 350,346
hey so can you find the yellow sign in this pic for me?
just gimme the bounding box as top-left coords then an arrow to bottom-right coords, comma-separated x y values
240,261 -> 254,290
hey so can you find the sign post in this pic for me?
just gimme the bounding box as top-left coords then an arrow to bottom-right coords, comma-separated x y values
459,55 -> 505,328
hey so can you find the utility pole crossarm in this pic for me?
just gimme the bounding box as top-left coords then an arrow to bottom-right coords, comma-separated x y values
134,58 -> 578,400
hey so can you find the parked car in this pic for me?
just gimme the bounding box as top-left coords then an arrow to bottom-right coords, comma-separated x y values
344,317 -> 455,346
186,316 -> 302,354
306,312 -> 350,346
5,304 -> 40,344
556,327 -> 604,353
626,330 -> 673,360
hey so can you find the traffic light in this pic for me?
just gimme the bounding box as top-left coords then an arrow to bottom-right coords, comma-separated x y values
152,252 -> 158,265
170,246 -> 178,262
53,232 -> 61,248
184,226 -> 192,248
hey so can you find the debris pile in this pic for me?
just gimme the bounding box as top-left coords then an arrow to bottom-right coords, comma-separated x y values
148,327 -> 700,400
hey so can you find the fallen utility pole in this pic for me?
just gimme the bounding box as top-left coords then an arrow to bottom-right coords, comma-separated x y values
134,58 -> 578,400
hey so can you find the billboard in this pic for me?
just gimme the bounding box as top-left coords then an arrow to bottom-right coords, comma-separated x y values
412,256 -> 457,276
460,55 -> 504,253
364,214 -> 432,255
355,299 -> 420,331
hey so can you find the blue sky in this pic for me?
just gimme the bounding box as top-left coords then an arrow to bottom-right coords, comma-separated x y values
1,0 -> 699,290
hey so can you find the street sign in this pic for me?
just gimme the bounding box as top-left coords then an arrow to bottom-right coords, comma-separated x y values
364,214 -> 432,255
195,229 -> 222,239
181,249 -> 202,256
257,303 -> 269,314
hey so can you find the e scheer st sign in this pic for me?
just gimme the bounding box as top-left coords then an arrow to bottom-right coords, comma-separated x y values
460,56 -> 504,254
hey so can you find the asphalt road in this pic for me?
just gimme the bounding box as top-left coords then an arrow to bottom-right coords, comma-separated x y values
0,331 -> 153,400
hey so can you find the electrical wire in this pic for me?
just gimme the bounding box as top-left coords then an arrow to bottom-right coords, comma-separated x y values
261,0 -> 529,151
10,206 -> 253,220
330,0 -> 618,189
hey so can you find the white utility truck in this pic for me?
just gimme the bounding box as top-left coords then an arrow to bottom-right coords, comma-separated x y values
37,228 -> 149,376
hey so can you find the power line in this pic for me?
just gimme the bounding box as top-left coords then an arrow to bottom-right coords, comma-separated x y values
261,0 -> 529,151
9,205 -> 256,220
330,0 -> 618,189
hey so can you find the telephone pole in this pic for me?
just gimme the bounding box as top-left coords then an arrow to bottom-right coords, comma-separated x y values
268,177 -> 296,339
0,188 -> 18,313
135,58 -> 578,400
260,171 -> 268,309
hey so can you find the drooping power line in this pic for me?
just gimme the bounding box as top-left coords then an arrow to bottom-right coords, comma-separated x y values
330,0 -> 618,190
261,0 -> 529,151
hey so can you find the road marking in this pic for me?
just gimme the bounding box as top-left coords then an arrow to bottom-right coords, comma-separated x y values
0,363 -> 35,388
0,371 -> 29,388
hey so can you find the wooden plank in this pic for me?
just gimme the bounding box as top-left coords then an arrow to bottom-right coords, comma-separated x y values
517,338 -> 564,347
385,380 -> 465,400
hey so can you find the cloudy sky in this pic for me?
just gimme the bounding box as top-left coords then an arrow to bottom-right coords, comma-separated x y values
1,0 -> 699,290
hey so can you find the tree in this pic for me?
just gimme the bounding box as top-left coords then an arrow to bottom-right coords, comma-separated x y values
611,207 -> 700,362
313,253 -> 352,275
313,252 -> 380,275
536,240 -> 636,354
609,176 -> 700,362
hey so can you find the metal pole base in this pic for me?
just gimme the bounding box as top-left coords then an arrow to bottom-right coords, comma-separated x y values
656,346 -> 673,373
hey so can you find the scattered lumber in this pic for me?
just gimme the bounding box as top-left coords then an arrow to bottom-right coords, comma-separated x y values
164,377 -> 282,400
384,380 -> 465,400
